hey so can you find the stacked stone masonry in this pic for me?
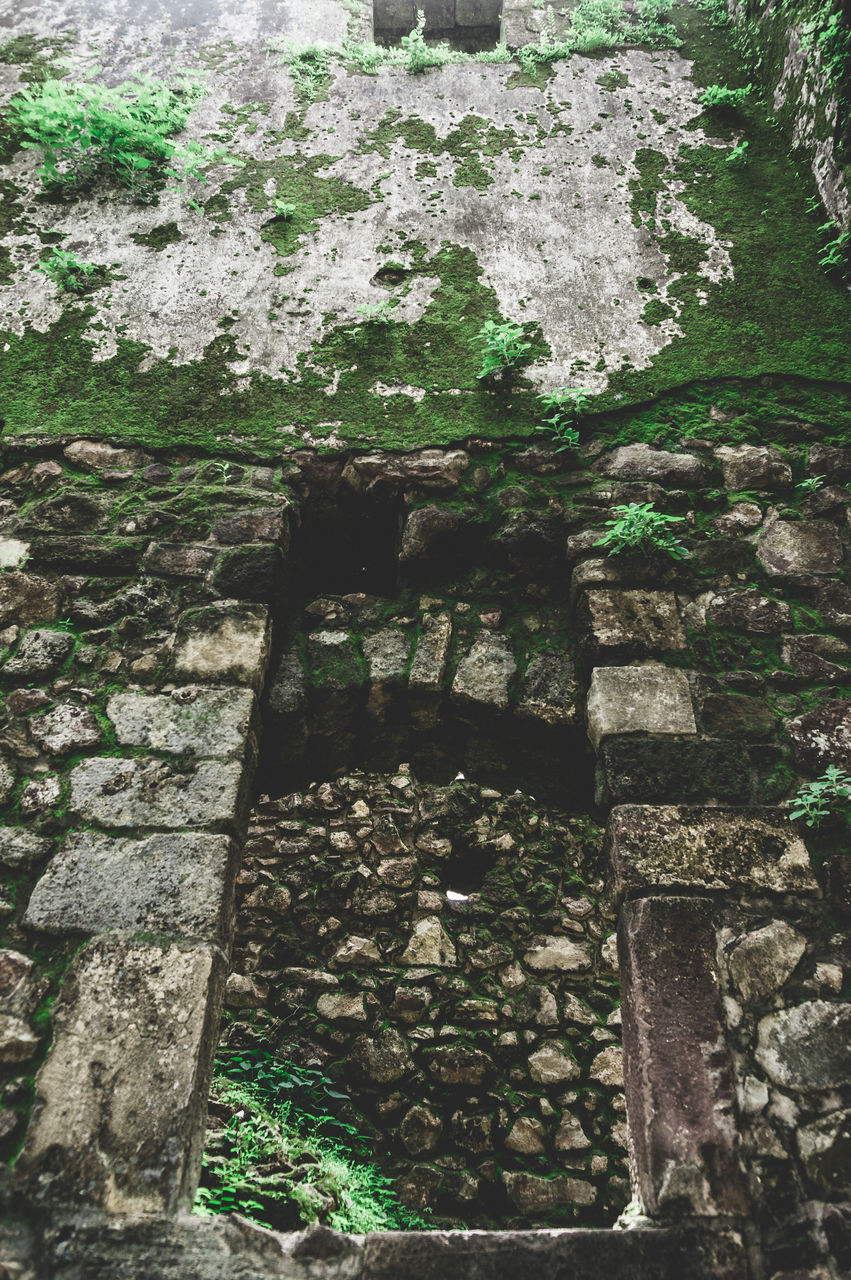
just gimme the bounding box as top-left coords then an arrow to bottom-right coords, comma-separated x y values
0,433 -> 849,1276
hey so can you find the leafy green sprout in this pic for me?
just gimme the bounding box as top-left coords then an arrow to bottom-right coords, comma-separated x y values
726,139 -> 749,168
475,320 -> 532,380
789,766 -> 851,829
345,298 -> 398,337
535,386 -> 593,450
697,82 -> 752,110
400,11 -> 452,74
11,73 -> 232,203
796,475 -> 825,496
37,248 -> 102,293
818,225 -> 851,279
595,502 -> 689,559
273,199 -> 297,220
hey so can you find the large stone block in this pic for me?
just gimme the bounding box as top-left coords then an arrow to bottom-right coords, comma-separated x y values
451,633 -> 516,712
786,698 -> 851,773
598,737 -> 750,805
24,831 -> 233,942
756,1001 -> 851,1091
174,603 -> 270,688
757,518 -> 844,577
607,805 -> 818,896
579,589 -> 686,661
619,896 -> 748,1217
596,443 -> 707,486
70,757 -> 244,829
16,938 -> 225,1212
586,665 -> 695,749
106,688 -> 255,759
714,443 -> 793,491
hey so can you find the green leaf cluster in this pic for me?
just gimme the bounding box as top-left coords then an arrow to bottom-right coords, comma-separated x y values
36,247 -> 102,293
595,502 -> 689,559
790,765 -> 851,829
535,386 -> 592,450
475,319 -> 532,380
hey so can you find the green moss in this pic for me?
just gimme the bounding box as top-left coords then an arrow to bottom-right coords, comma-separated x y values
130,221 -> 182,250
641,298 -> 675,325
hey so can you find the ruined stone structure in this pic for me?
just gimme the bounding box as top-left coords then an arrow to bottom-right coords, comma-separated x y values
0,0 -> 850,1276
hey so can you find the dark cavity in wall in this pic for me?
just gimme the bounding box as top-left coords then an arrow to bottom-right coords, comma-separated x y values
373,0 -> 503,51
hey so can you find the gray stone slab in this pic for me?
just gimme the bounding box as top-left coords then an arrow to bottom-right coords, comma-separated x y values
174,604 -> 270,688
619,896 -> 749,1217
0,827 -> 51,867
586,665 -> 696,749
579,589 -> 686,659
15,938 -> 225,1213
607,805 -> 819,897
596,443 -> 707,486
2,628 -> 74,677
106,688 -> 255,758
756,1000 -> 851,1091
70,757 -> 244,829
757,518 -> 844,577
410,613 -> 452,692
451,633 -> 516,711
24,832 -> 233,941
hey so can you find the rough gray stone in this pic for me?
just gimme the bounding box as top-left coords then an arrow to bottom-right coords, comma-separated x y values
555,1112 -> 591,1151
70,757 -> 244,829
28,702 -> 102,755
608,805 -> 818,896
267,651 -> 307,716
427,1043 -> 492,1085
706,588 -> 792,633
64,440 -> 149,472
714,444 -> 793,491
579,589 -> 686,659
15,938 -> 225,1212
400,505 -> 466,561
174,604 -> 270,687
399,916 -> 456,967
505,1116 -> 546,1154
757,519 -> 844,577
0,1013 -> 39,1063
755,1001 -> 851,1090
797,1108 -> 851,1196
409,613 -> 452,693
586,665 -> 696,748
23,831 -> 232,941
451,633 -> 516,711
106,688 -> 255,758
786,699 -> 851,773
590,1045 -> 624,1088
0,757 -> 14,803
143,543 -> 217,578
400,1105 -> 443,1156
332,935 -> 382,967
524,936 -> 592,971
515,651 -> 578,726
363,629 -> 411,717
620,897 -> 748,1217
596,443 -> 706,486
2,628 -> 74,677
528,1042 -> 580,1084
503,1170 -> 595,1211
0,827 -> 51,867
350,1027 -> 412,1084
0,572 -> 61,626
727,921 -> 807,1003
316,992 -> 367,1022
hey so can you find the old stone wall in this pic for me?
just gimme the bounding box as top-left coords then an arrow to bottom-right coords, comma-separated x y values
0,427 -> 850,1275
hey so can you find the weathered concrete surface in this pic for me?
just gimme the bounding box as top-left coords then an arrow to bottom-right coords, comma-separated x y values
619,896 -> 749,1217
16,939 -> 226,1213
586,665 -> 696,748
70,756 -> 245,828
106,688 -> 255,758
607,805 -> 819,897
23,831 -> 233,941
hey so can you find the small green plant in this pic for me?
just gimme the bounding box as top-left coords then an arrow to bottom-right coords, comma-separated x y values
790,766 -> 851,829
476,320 -> 532,380
271,41 -> 334,101
400,11 -> 451,73
796,474 -> 825,495
726,139 -> 749,168
345,298 -> 398,337
273,199 -> 297,220
11,73 -> 228,200
36,247 -> 103,293
697,82 -> 752,110
595,502 -> 688,559
818,225 -> 851,279
535,386 -> 592,450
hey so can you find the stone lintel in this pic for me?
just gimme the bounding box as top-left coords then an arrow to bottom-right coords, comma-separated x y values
16,938 -> 226,1214
619,896 -> 749,1219
586,665 -> 695,749
607,805 -> 819,897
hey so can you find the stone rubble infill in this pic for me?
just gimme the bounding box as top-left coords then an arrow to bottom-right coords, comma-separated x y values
606,806 -> 819,897
15,938 -> 226,1213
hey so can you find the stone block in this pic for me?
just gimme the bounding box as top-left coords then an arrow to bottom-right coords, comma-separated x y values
503,1171 -> 595,1212
528,1042 -> 579,1084
2,628 -> 74,677
400,916 -> 456,966
28,702 -> 102,755
619,896 -> 748,1216
607,805 -> 819,897
363,1227 -> 750,1280
64,440 -> 149,472
451,633 -> 516,712
586,665 -> 695,749
143,542 -> 217,579
174,604 -> 270,688
596,443 -> 707,486
211,544 -> 283,601
410,613 -> 452,694
23,831 -> 232,941
364,629 -> 412,718
351,1028 -> 412,1084
400,505 -> 466,563
515,651 -> 578,726
15,938 -> 225,1212
598,737 -> 750,805
757,519 -> 844,577
0,827 -> 51,867
267,651 -> 307,717
700,693 -> 777,739
756,1001 -> 851,1091
106,688 -> 254,759
524,935 -> 592,971
579,589 -> 686,660
786,699 -> 851,772
0,572 -> 61,626
706,588 -> 792,633
727,921 -> 807,1003
70,757 -> 244,829
714,444 -> 793,491
797,1108 -> 851,1196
